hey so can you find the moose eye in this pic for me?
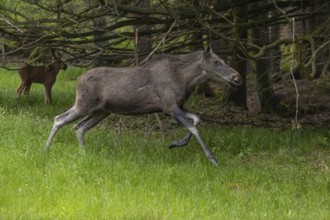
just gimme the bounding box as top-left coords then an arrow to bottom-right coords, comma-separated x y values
214,60 -> 220,65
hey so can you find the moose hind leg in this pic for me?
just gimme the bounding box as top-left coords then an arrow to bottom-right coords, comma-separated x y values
74,111 -> 110,147
169,111 -> 200,148
45,108 -> 83,149
171,106 -> 218,165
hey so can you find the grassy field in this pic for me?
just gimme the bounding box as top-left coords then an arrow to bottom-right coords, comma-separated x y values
0,67 -> 329,219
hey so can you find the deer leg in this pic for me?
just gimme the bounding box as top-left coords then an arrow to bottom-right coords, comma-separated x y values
171,106 -> 218,165
46,107 -> 83,150
73,111 -> 110,147
16,80 -> 27,97
16,83 -> 24,97
169,111 -> 200,148
23,82 -> 32,95
44,84 -> 52,104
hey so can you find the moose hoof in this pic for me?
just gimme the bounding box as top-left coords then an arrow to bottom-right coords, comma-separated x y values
209,157 -> 218,166
169,140 -> 188,149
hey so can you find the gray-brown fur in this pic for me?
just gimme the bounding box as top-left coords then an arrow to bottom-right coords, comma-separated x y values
46,47 -> 241,165
16,59 -> 67,104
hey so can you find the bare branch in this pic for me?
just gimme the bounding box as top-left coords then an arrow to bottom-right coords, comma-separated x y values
140,20 -> 177,65
0,18 -> 23,32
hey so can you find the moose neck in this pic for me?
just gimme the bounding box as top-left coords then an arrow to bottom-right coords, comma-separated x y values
180,53 -> 207,90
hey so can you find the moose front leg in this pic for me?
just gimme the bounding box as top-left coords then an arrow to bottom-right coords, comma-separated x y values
171,106 -> 218,165
169,110 -> 200,148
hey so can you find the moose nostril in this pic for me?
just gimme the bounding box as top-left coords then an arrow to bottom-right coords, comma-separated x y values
232,75 -> 242,85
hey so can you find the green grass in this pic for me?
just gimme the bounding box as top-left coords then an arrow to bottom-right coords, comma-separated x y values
0,68 -> 329,219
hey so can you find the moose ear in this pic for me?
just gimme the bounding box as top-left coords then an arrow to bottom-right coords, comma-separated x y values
203,46 -> 212,58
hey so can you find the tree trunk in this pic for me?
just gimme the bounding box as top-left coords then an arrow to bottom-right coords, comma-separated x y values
224,51 -> 247,109
136,0 -> 152,63
88,0 -> 108,66
249,2 -> 279,113
222,4 -> 247,109
269,10 -> 281,78
190,0 -> 214,97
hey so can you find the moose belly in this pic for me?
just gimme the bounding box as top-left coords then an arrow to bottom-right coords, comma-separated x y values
104,97 -> 162,116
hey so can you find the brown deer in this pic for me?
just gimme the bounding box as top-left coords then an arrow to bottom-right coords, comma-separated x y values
16,58 -> 67,104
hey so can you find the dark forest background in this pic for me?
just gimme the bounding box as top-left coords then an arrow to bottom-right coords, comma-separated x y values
1,0 -> 329,126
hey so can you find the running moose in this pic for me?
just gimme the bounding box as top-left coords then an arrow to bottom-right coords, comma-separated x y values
46,47 -> 241,165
